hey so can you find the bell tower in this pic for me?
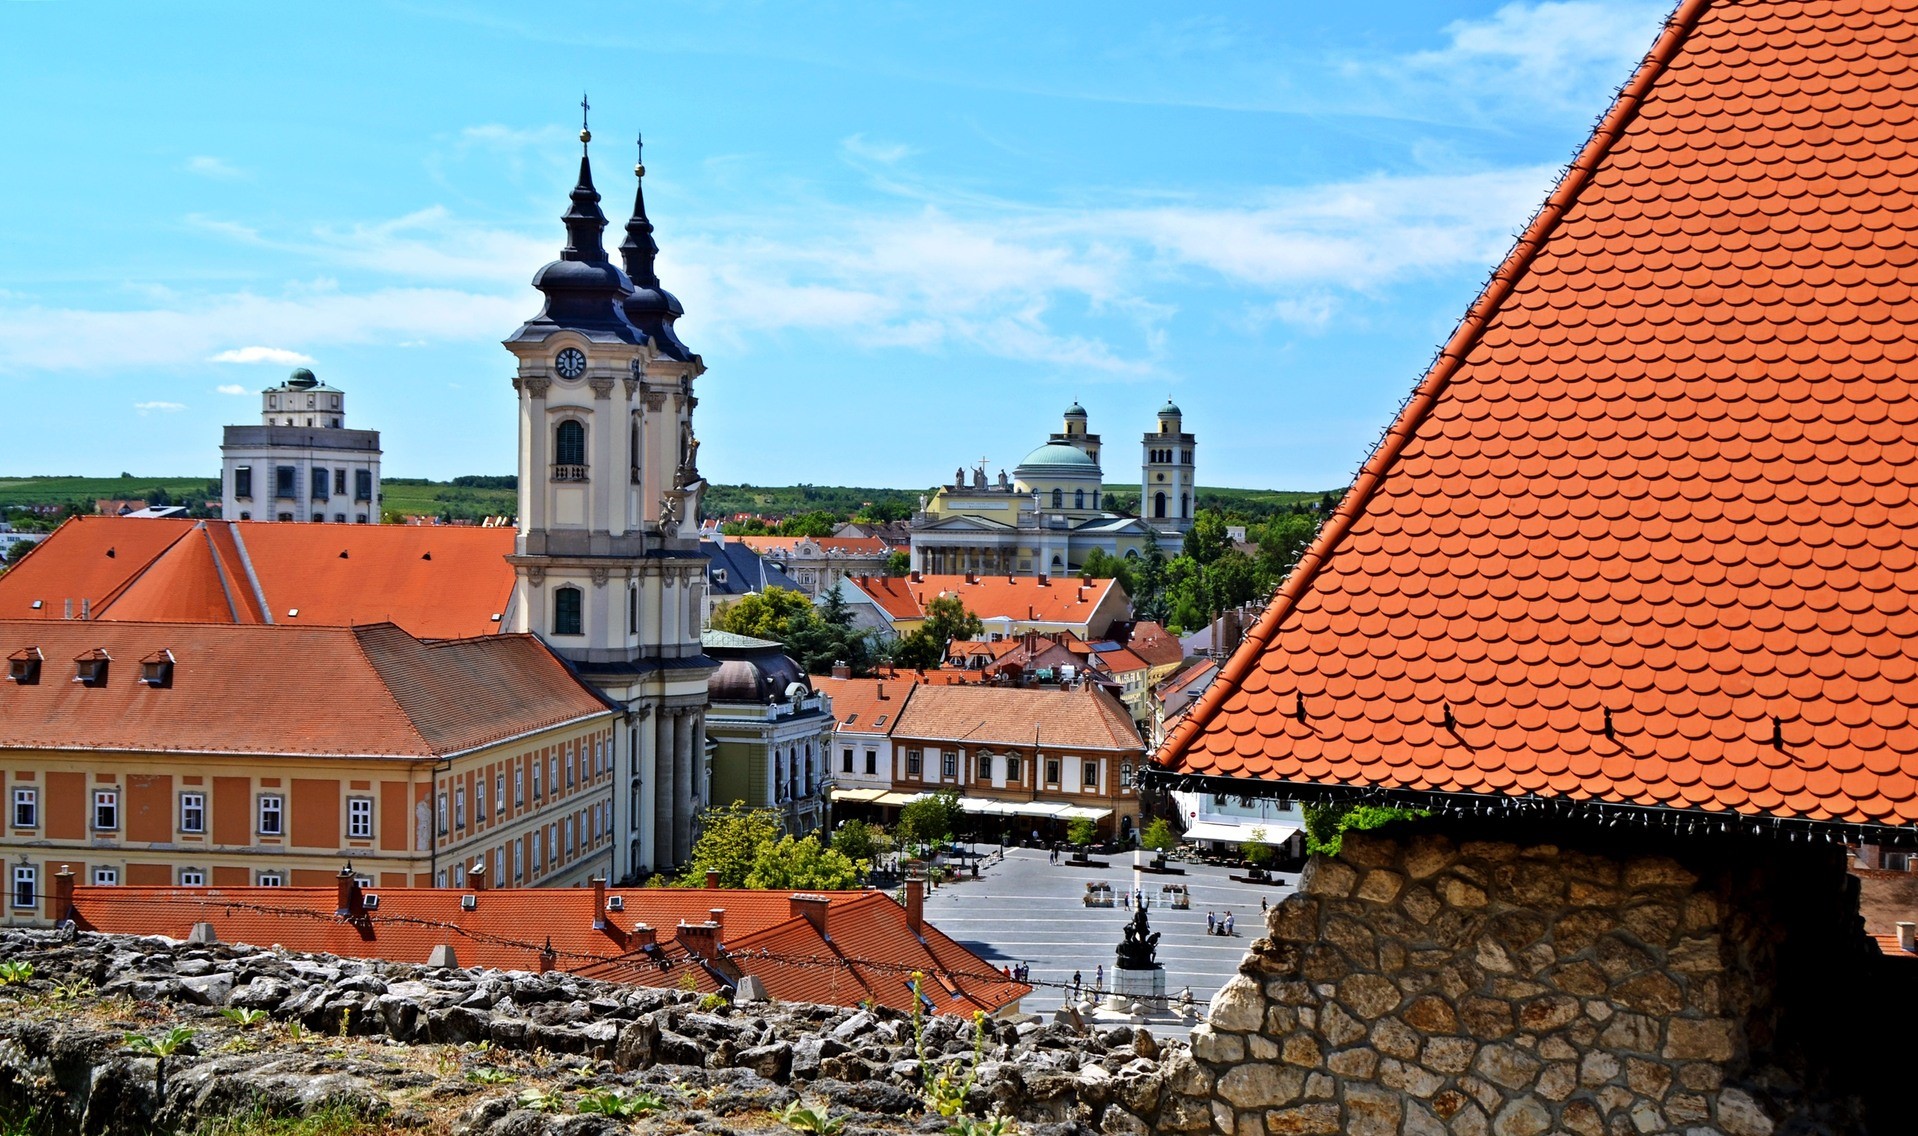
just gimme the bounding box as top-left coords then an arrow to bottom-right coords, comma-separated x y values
503,107 -> 714,883
1141,400 -> 1195,534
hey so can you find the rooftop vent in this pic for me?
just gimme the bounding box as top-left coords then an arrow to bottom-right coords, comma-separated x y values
286,608 -> 300,618
421,552 -> 432,561
338,550 -> 349,559
362,893 -> 380,909
460,894 -> 477,911
607,895 -> 625,912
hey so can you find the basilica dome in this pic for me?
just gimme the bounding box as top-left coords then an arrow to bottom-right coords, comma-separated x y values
1013,442 -> 1099,479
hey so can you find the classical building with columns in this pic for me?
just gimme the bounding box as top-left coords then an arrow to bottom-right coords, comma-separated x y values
909,402 -> 1192,577
503,124 -> 716,884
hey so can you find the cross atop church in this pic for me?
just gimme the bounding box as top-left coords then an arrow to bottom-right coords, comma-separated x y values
579,93 -> 592,146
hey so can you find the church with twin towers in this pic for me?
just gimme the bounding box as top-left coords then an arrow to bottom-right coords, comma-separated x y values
503,109 -> 712,883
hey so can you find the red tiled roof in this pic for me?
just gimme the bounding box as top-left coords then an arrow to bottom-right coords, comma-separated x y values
0,517 -> 515,639
809,675 -> 913,734
847,575 -> 1123,630
847,576 -> 925,621
67,886 -> 1024,1014
1155,658 -> 1219,701
1162,0 -> 1918,831
1091,646 -> 1149,676
1113,620 -> 1184,669
0,620 -> 610,757
892,683 -> 1143,751
736,536 -> 888,555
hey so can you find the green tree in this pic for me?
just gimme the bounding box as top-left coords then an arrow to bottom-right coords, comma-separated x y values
746,834 -> 865,889
1182,509 -> 1233,566
777,510 -> 840,537
1242,825 -> 1274,867
1131,541 -> 1170,623
783,586 -> 880,676
712,586 -> 817,642
884,549 -> 911,576
830,819 -> 878,864
1067,816 -> 1098,847
679,803 -> 784,887
1141,817 -> 1177,854
1255,512 -> 1319,591
921,592 -> 983,646
1077,548 -> 1136,596
897,790 -> 963,852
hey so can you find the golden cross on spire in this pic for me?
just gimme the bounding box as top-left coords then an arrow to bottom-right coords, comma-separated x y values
579,93 -> 592,146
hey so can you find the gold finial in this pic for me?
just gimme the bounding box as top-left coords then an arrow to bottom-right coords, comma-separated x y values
579,93 -> 592,145
634,130 -> 645,178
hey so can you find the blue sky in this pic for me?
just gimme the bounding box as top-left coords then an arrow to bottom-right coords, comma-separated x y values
0,1 -> 1671,490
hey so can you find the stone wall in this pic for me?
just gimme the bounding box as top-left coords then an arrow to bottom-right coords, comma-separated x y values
1158,823 -> 1907,1136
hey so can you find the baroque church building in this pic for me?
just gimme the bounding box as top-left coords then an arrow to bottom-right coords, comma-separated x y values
503,123 -> 715,884
909,402 -> 1195,576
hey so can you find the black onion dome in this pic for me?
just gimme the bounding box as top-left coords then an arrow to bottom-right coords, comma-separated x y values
507,151 -> 645,346
618,141 -> 693,362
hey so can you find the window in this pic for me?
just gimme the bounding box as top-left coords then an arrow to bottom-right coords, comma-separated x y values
257,872 -> 282,887
312,468 -> 328,499
1075,489 -> 1085,509
1083,761 -> 1099,790
978,754 -> 993,783
258,794 -> 284,836
92,867 -> 117,886
548,756 -> 558,797
515,768 -> 525,807
1153,491 -> 1166,519
513,840 -> 525,881
11,866 -> 35,909
564,817 -> 574,857
436,869 -> 447,888
234,466 -> 253,499
1046,759 -> 1061,786
842,748 -> 854,774
906,749 -> 923,776
1181,493 -> 1189,519
348,797 -> 373,839
453,863 -> 465,887
568,746 -> 577,789
554,420 -> 587,476
533,759 -> 544,801
1006,755 -> 1021,782
494,847 -> 505,886
436,792 -> 448,835
12,787 -> 36,829
476,779 -> 488,820
276,466 -> 297,498
454,786 -> 466,829
1121,762 -> 1133,790
941,751 -> 958,779
179,869 -> 205,886
334,469 -> 347,496
553,586 -> 583,635
865,751 -> 877,776
355,469 -> 373,501
497,773 -> 507,814
531,831 -> 543,875
179,792 -> 205,834
93,789 -> 118,831
1051,489 -> 1064,509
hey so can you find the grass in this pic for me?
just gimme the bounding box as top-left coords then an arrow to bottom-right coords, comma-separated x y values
193,1101 -> 384,1136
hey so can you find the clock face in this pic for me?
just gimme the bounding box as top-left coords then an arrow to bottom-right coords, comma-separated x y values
555,348 -> 587,379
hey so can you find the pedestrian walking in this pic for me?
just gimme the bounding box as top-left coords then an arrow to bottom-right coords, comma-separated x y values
1207,911 -> 1216,933
1261,896 -> 1269,912
1095,963 -> 1104,992
1072,969 -> 1082,994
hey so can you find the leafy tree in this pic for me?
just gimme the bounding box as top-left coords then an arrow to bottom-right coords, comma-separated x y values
1205,550 -> 1261,612
921,593 -> 983,646
746,834 -> 865,889
777,510 -> 841,538
144,487 -> 173,507
3,539 -> 34,566
1067,816 -> 1098,847
1077,548 -> 1136,596
679,803 -> 784,887
1182,509 -> 1233,566
1301,802 -> 1428,857
1255,512 -> 1319,587
884,549 -> 911,576
1241,825 -> 1274,867
830,819 -> 878,864
1131,541 -> 1170,623
712,586 -> 817,642
1140,817 -> 1177,854
897,790 -> 963,851
783,586 -> 881,676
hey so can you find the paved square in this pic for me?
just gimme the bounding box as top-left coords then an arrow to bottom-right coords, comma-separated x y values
919,847 -> 1294,1024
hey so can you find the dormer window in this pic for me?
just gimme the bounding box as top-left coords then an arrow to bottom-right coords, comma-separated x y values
7,647 -> 41,685
140,650 -> 175,688
712,568 -> 728,585
73,648 -> 109,686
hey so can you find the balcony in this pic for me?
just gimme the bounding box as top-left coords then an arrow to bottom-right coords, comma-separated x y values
552,464 -> 589,482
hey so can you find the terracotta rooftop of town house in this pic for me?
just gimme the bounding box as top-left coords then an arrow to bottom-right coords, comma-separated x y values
735,535 -> 890,556
0,620 -> 612,757
1108,620 -> 1184,670
1154,657 -> 1220,702
843,574 -> 1124,629
0,516 -> 516,639
1090,645 -> 1150,676
892,683 -> 1143,751
1158,0 -> 1918,836
809,675 -> 913,734
65,884 -> 1023,1015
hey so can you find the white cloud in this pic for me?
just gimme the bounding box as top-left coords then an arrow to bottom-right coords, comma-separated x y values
215,384 -> 249,395
185,155 -> 246,180
209,346 -> 317,366
1393,1 -> 1671,114
842,134 -> 917,165
134,401 -> 185,414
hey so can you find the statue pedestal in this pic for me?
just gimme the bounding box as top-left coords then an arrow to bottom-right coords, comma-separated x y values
1112,965 -> 1165,1009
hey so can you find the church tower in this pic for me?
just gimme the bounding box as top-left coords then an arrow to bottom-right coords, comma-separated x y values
1049,401 -> 1101,468
1141,400 -> 1196,533
504,114 -> 714,883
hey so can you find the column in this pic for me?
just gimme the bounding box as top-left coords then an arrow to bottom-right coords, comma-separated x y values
673,709 -> 695,865
653,708 -> 676,870
524,378 -> 550,534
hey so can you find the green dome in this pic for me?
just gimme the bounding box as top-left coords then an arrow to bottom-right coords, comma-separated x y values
1159,400 -> 1182,417
287,368 -> 319,390
1015,442 -> 1100,477
1064,401 -> 1088,418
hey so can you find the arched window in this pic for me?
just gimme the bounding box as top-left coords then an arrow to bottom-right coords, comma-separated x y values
1153,491 -> 1167,518
1051,488 -> 1064,509
553,586 -> 583,635
1074,489 -> 1085,509
555,420 -> 587,467
1180,493 -> 1189,519
630,417 -> 641,482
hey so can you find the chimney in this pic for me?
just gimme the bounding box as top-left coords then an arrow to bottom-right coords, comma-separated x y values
592,876 -> 607,930
910,570 -> 922,583
877,683 -> 888,701
790,893 -> 831,936
705,869 -> 720,889
1037,574 -> 1049,586
1900,922 -> 1916,953
831,660 -> 852,680
335,865 -> 360,918
905,875 -> 925,935
80,598 -> 90,620
631,923 -> 658,949
965,570 -> 977,585
64,599 -> 72,620
709,907 -> 726,940
678,920 -> 719,959
468,861 -> 487,891
53,865 -> 75,921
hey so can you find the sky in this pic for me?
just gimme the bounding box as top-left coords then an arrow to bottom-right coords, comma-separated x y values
0,0 -> 1675,491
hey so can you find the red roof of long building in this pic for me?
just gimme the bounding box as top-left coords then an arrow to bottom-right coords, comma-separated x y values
0,517 -> 515,639
67,884 -> 1025,1015
1161,0 -> 1918,832
846,574 -> 1124,631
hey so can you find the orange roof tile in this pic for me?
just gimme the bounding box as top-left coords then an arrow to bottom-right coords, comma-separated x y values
0,517 -> 515,639
1160,0 -> 1918,834
892,683 -> 1143,752
736,535 -> 889,555
809,675 -> 913,734
0,620 -> 611,757
68,885 -> 1024,1013
847,574 -> 1124,632
1113,620 -> 1184,670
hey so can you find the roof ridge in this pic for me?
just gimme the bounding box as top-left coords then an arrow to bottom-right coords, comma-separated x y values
89,520 -> 200,617
346,623 -> 439,756
1156,0 -> 1710,771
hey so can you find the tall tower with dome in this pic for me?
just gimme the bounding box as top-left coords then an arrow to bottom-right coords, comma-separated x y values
1140,400 -> 1196,534
502,112 -> 714,883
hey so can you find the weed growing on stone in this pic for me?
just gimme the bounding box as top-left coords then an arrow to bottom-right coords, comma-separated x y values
574,1088 -> 665,1118
0,962 -> 33,986
193,1100 -> 380,1136
514,1088 -> 564,1113
221,1008 -> 269,1029
774,1101 -> 845,1135
465,1069 -> 515,1086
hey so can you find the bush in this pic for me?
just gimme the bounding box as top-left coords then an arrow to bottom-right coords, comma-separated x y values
1301,802 -> 1428,857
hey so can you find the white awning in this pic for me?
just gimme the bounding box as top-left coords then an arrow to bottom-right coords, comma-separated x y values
956,797 -> 1064,818
874,791 -> 929,807
1182,820 -> 1299,845
1055,804 -> 1114,820
830,788 -> 888,803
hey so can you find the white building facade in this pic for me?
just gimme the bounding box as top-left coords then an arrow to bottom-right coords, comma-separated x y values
220,370 -> 382,523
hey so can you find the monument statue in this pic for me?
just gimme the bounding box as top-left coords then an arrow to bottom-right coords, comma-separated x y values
1116,907 -> 1161,970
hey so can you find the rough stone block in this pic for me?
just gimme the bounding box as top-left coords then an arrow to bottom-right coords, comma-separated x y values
1402,994 -> 1458,1034
1403,1099 -> 1449,1136
1552,909 -> 1613,954
1473,1042 -> 1543,1091
1378,1056 -> 1443,1098
1561,1098 -> 1604,1136
1208,975 -> 1265,1033
1441,877 -> 1490,909
1400,886 -> 1442,925
1597,1011 -> 1660,1054
1370,1016 -> 1421,1061
1300,859 -> 1357,898
1618,900 -> 1680,947
1579,1050 -> 1621,1086
1536,1060 -> 1576,1101
1622,856 -> 1696,889
1280,1033 -> 1322,1068
1459,840 -> 1520,864
1420,1035 -> 1477,1075
1355,870 -> 1404,905
1715,1087 -> 1776,1136
1517,994 -> 1579,1032
1189,1024 -> 1243,1065
1623,1056 -> 1671,1098
1663,1017 -> 1737,1062
1320,1002 -> 1366,1047
1547,960 -> 1608,996
1458,996 -> 1515,1039
1404,834 -> 1457,880
1491,1096 -> 1552,1136
1218,1062 -> 1306,1109
1343,1082 -> 1402,1136
1326,1046 -> 1378,1079
1268,895 -> 1321,942
1336,973 -> 1401,1019
1263,1102 -> 1339,1135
